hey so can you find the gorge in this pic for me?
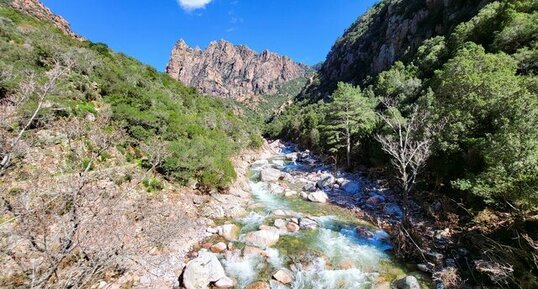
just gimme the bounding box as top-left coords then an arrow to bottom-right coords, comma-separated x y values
0,0 -> 537,289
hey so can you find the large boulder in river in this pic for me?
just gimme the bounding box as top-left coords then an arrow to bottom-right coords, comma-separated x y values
181,251 -> 226,289
303,182 -> 317,192
308,191 -> 329,203
342,181 -> 360,194
260,168 -> 282,182
244,228 -> 280,249
395,275 -> 421,289
317,174 -> 335,189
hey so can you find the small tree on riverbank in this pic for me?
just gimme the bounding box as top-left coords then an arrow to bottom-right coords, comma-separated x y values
323,82 -> 377,169
376,104 -> 443,220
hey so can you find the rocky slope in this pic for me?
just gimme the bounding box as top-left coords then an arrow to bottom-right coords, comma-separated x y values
166,39 -> 309,101
8,0 -> 81,39
304,0 -> 492,99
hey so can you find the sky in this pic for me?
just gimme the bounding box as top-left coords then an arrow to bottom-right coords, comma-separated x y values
41,0 -> 378,71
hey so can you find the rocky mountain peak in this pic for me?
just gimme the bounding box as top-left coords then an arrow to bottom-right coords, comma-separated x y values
9,0 -> 82,40
166,39 -> 309,101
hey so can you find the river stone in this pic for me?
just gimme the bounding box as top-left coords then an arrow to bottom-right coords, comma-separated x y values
214,276 -> 236,288
210,242 -> 227,253
244,229 -> 280,249
260,168 -> 282,182
284,190 -> 298,197
299,217 -> 318,229
395,275 -> 421,289
342,181 -> 360,194
307,191 -> 328,203
303,182 -> 317,192
272,159 -> 285,167
286,222 -> 300,232
273,269 -> 293,284
269,183 -> 285,195
219,224 -> 240,241
285,153 -> 298,162
243,246 -> 267,258
273,209 -> 297,217
317,174 -> 335,189
181,251 -> 226,289
274,219 -> 287,229
251,159 -> 269,169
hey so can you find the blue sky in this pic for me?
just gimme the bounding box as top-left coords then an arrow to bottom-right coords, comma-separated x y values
41,0 -> 378,70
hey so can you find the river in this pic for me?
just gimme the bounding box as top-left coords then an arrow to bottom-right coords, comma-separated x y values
184,141 -> 428,289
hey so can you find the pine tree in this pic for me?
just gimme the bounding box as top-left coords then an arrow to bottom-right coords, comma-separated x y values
323,82 -> 377,168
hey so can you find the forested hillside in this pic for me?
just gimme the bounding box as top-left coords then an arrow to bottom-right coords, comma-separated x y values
267,0 -> 538,287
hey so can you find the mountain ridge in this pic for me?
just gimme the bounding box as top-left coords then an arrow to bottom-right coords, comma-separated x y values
166,38 -> 309,101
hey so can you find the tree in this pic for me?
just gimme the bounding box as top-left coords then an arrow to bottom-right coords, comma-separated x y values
323,82 -> 377,168
1,60 -> 70,174
435,43 -> 538,207
376,105 -> 444,219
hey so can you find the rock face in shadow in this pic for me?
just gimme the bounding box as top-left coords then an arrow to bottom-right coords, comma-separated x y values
9,0 -> 82,40
166,39 -> 309,101
303,0 -> 492,100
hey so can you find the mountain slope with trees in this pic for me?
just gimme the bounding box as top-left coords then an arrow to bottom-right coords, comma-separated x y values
268,0 -> 538,287
0,1 -> 264,288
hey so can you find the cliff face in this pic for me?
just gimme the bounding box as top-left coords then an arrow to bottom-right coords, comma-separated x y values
166,39 -> 309,101
307,0 -> 492,99
9,0 -> 81,40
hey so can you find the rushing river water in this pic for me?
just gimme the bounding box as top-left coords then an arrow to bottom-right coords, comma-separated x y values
186,143 -> 427,289
198,142 -> 427,289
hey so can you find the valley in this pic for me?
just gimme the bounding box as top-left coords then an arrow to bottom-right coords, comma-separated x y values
0,0 -> 537,289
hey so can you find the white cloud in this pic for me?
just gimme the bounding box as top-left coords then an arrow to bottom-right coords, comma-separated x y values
177,0 -> 213,11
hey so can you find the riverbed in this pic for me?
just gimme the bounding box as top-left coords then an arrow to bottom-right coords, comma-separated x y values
183,141 -> 429,289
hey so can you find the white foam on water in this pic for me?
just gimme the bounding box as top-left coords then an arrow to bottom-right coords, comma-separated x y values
250,181 -> 289,211
239,211 -> 267,232
316,228 -> 388,269
290,258 -> 375,289
265,247 -> 284,269
221,254 -> 264,289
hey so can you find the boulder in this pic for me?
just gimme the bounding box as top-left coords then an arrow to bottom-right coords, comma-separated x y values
285,153 -> 298,162
286,222 -> 300,232
243,246 -> 267,258
303,182 -> 317,192
219,224 -> 240,241
269,183 -> 285,195
342,181 -> 360,194
395,276 -> 420,289
273,269 -> 293,284
299,217 -> 318,230
214,277 -> 236,288
307,191 -> 329,203
274,219 -> 287,229
355,225 -> 374,239
272,159 -> 285,167
284,190 -> 298,197
251,159 -> 269,169
210,242 -> 227,253
244,229 -> 280,249
181,251 -> 226,289
260,168 -> 282,182
273,209 -> 297,217
317,174 -> 335,189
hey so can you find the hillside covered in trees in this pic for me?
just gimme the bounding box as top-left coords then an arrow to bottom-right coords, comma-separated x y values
267,0 -> 538,287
